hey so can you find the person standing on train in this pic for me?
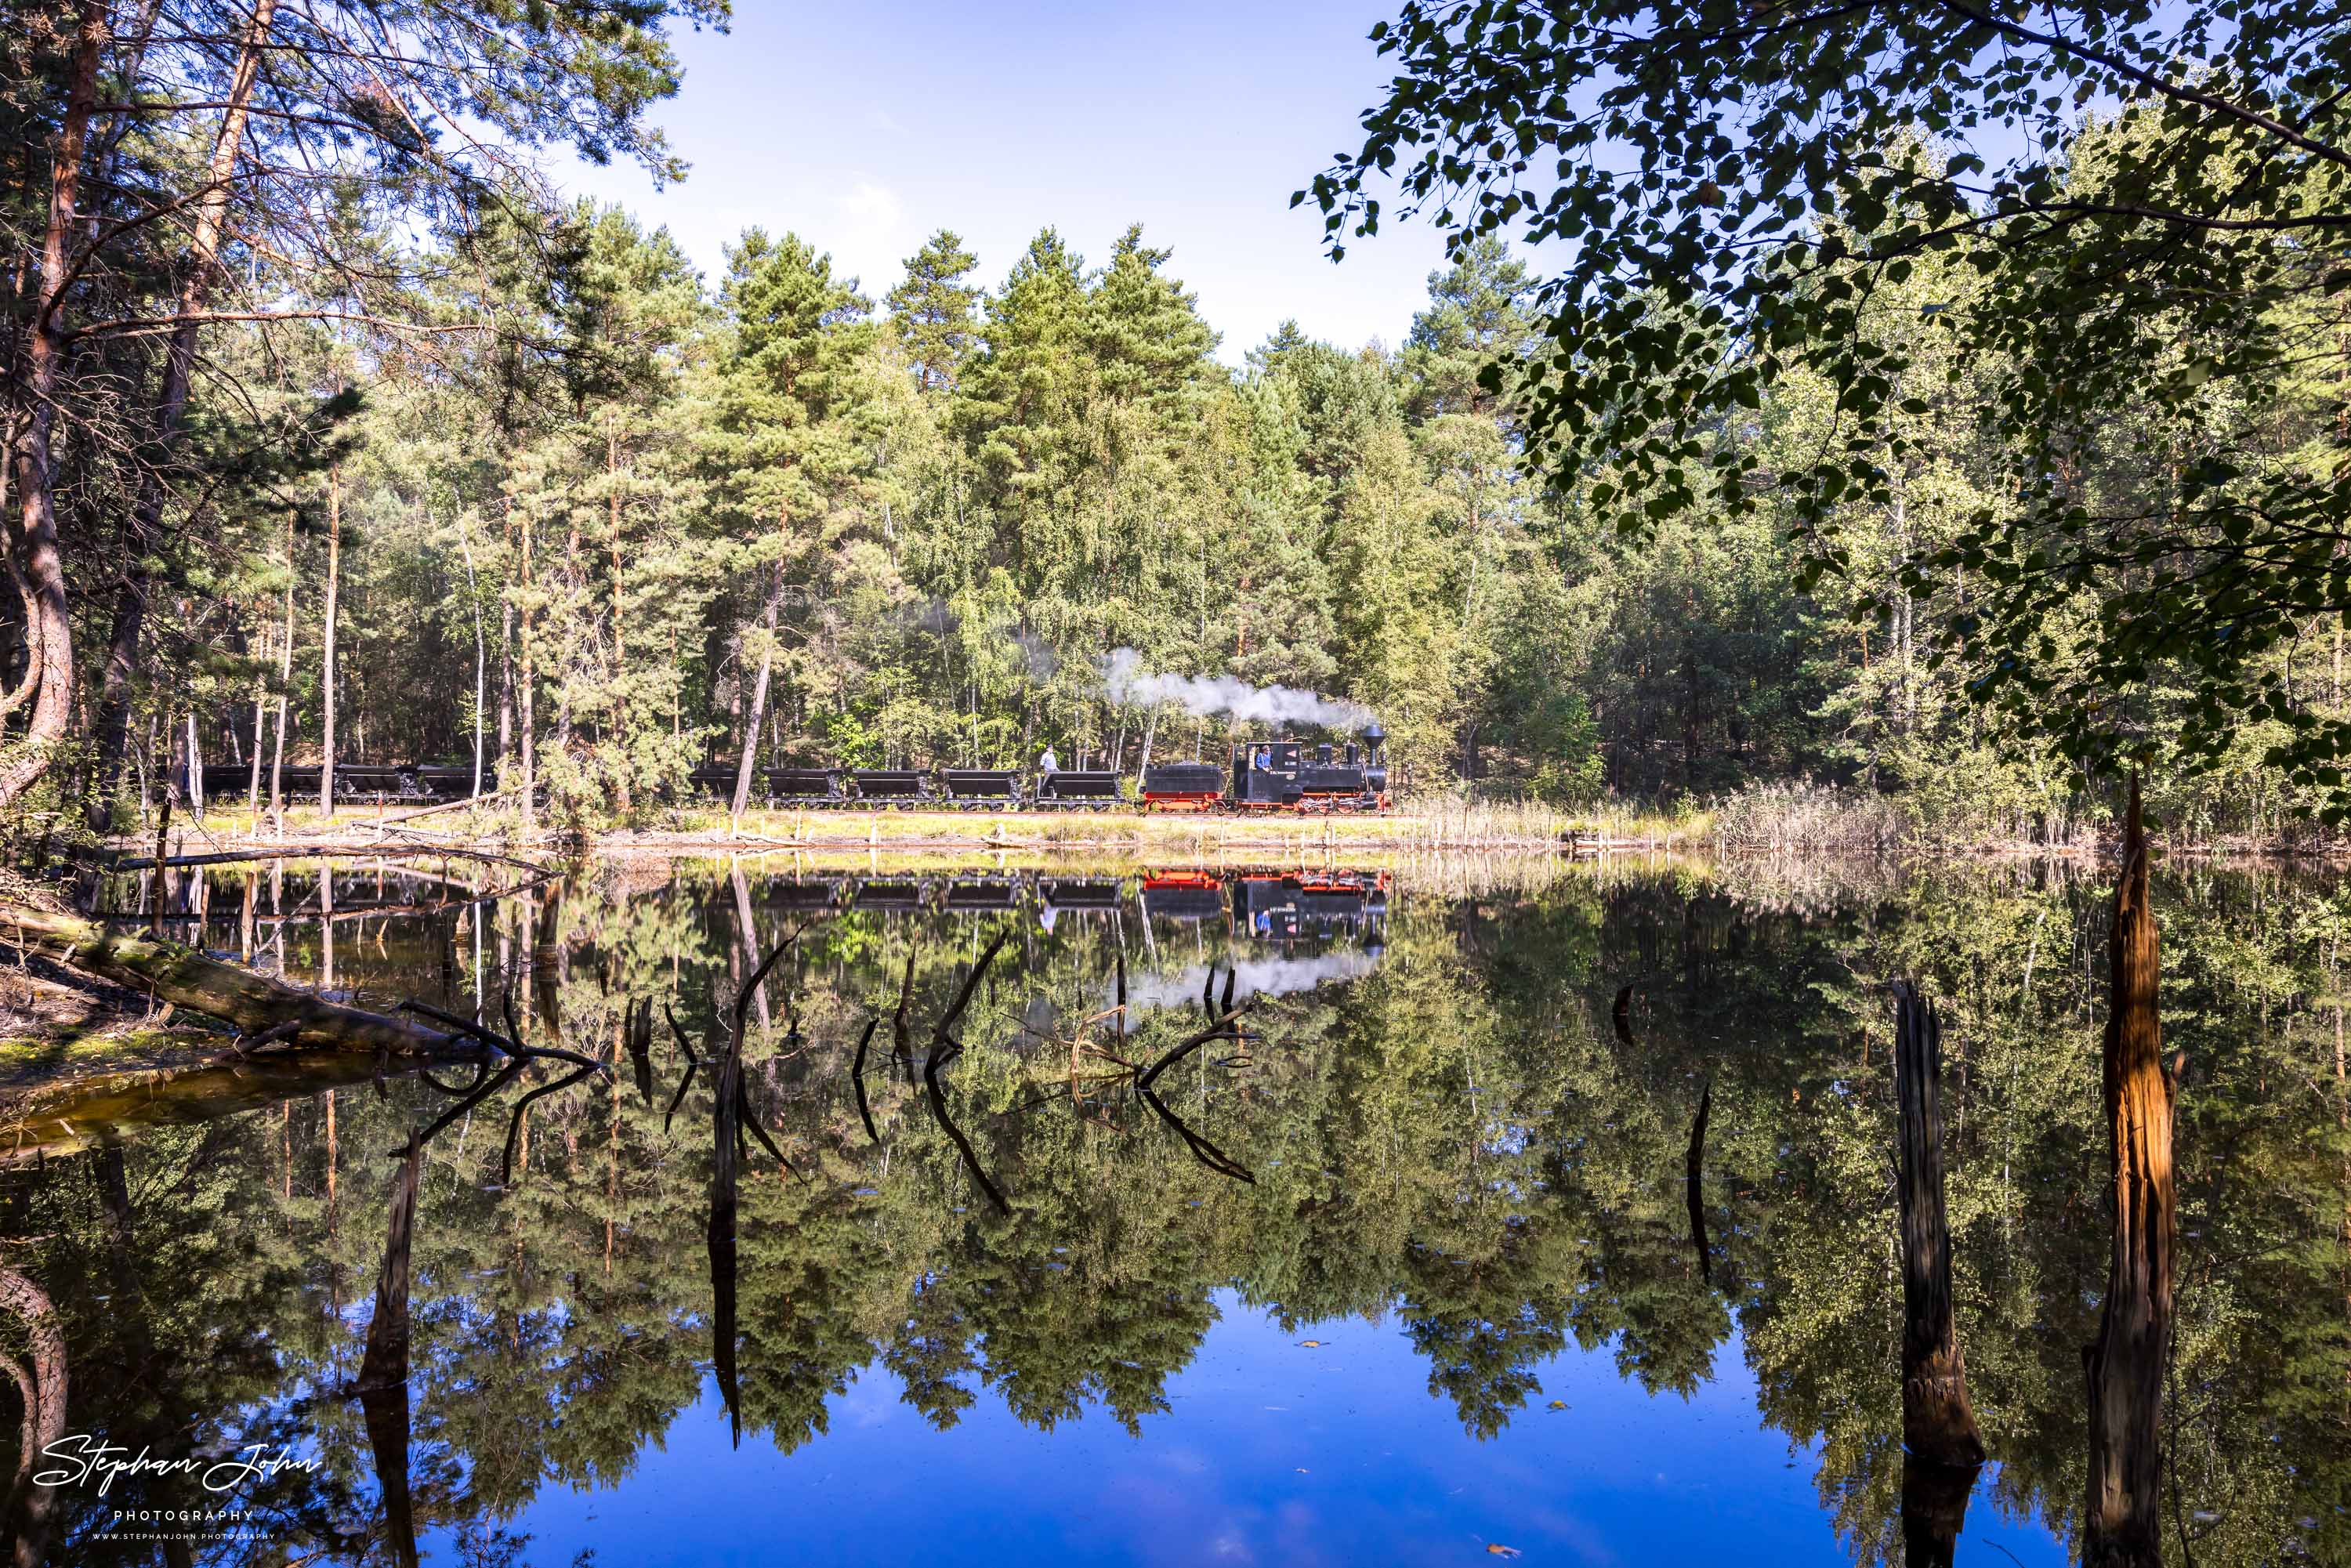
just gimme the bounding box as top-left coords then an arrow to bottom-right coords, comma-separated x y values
1039,746 -> 1059,775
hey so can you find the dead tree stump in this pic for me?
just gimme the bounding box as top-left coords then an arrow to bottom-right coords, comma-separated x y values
356,1132 -> 422,1393
1893,980 -> 1987,1467
2084,778 -> 2175,1568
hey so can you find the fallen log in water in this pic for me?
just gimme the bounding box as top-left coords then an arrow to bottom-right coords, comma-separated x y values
0,1054 -> 423,1167
3,903 -> 470,1056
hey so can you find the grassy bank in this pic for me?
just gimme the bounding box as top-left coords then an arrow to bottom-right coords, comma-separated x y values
118,795 -> 1715,861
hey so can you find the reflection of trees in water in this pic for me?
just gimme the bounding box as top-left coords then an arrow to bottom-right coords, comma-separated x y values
0,860 -> 2344,1565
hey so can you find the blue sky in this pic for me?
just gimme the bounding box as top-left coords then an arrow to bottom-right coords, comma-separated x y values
559,0 -> 1460,364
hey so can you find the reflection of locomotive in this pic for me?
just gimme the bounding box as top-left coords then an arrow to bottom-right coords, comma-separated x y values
1230,868 -> 1391,941
1142,867 -> 1390,942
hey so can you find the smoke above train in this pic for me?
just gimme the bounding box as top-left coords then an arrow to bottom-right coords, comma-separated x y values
1103,649 -> 1373,733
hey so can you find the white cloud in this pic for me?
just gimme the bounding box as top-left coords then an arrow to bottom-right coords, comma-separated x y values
834,179 -> 912,292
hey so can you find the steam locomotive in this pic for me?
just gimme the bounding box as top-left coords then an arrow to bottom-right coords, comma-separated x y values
1139,727 -> 1389,813
187,722 -> 1391,814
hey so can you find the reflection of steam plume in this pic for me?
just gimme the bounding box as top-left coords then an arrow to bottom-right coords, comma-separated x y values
1105,649 -> 1371,732
1118,951 -> 1382,1014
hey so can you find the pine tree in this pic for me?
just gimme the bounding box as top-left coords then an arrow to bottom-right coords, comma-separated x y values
1086,224 -> 1220,407
955,228 -> 1090,510
1401,235 -> 1534,422
1245,320 -> 1313,375
705,230 -> 876,813
886,230 -> 982,394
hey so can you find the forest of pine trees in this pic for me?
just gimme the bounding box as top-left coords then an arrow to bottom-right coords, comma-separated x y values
4,2 -> 2342,846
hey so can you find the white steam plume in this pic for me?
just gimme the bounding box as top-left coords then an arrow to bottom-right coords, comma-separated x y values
1104,649 -> 1372,732
1115,950 -> 1383,1015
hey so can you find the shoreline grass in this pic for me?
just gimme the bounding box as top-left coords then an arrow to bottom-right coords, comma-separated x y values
107,795 -> 1718,866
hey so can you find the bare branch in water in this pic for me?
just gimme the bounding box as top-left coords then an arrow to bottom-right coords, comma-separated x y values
664,1002 -> 701,1066
1129,964 -> 1260,1182
852,1016 -> 882,1144
922,931 -> 1013,1214
397,1056 -> 527,1155
730,918 -> 809,1048
1139,1001 -> 1258,1095
1139,1085 -> 1255,1183
498,1062 -> 600,1186
397,998 -> 610,1077
893,948 -> 917,1086
738,1090 -> 801,1181
662,1002 -> 700,1135
1686,1082 -> 1713,1284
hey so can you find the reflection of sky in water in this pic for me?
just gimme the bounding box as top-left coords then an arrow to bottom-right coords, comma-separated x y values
458,1298 -> 2062,1568
45,860 -> 2275,1563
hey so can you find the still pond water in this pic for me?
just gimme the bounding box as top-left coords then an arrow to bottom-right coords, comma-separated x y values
4,853 -> 2345,1566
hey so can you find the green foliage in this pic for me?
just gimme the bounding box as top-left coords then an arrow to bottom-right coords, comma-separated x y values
887,230 -> 982,394
1310,0 -> 2351,815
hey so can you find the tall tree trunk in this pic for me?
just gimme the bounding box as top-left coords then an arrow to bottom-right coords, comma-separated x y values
0,1267 -> 67,1568
2083,777 -> 2177,1567
319,465 -> 340,817
728,861 -> 773,1037
357,1133 -> 420,1392
729,567 -> 787,829
185,709 -> 204,820
1893,980 -> 1987,1467
607,411 -> 630,810
518,501 -> 535,832
270,516 -> 292,836
85,0 -> 281,824
456,514 -> 485,798
0,1 -> 105,809
1899,1450 -> 1979,1568
245,613 -> 266,820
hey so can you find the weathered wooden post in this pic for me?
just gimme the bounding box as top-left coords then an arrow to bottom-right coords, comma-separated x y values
2084,777 -> 2175,1566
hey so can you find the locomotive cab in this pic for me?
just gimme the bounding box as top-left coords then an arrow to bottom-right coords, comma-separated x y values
1227,739 -> 1306,807
1227,725 -> 1387,811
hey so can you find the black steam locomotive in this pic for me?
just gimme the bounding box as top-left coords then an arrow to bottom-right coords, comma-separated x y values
184,722 -> 1391,814
1139,726 -> 1389,813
